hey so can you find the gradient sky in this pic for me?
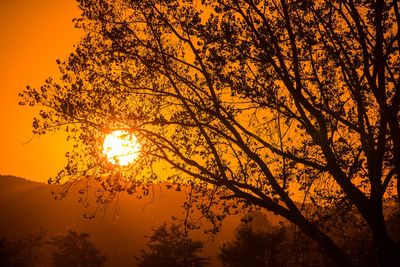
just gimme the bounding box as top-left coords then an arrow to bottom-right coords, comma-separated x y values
0,0 -> 81,182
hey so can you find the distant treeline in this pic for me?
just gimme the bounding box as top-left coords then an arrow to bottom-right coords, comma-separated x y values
1,209 -> 398,267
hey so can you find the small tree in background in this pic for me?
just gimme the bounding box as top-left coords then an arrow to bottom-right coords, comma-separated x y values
135,224 -> 209,267
0,229 -> 47,267
50,230 -> 106,267
219,212 -> 335,267
219,224 -> 285,267
0,238 -> 13,267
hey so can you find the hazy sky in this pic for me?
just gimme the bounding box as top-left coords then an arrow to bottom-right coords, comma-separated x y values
0,0 -> 81,182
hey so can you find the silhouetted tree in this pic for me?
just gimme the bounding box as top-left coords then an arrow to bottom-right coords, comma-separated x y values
0,238 -> 13,267
135,224 -> 209,267
50,230 -> 106,267
219,224 -> 285,267
219,213 -> 333,267
0,229 -> 47,267
20,0 -> 400,266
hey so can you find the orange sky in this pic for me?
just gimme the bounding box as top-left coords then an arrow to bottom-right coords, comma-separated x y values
0,0 -> 81,182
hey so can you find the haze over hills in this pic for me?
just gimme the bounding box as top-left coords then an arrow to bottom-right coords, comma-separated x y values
0,175 -> 244,267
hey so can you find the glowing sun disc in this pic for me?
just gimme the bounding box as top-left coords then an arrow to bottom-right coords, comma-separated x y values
102,130 -> 140,166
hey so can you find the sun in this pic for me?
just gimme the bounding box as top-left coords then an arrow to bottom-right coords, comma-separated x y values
102,130 -> 140,166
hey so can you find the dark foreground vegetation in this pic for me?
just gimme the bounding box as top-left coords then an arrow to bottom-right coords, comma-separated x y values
1,210 -> 398,267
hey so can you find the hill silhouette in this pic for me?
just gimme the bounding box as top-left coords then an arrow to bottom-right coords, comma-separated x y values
0,175 -> 42,198
0,175 -> 243,267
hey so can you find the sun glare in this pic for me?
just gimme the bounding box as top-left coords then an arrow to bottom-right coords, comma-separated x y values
102,130 -> 140,166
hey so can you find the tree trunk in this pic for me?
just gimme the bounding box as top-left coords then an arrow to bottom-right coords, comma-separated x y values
371,211 -> 400,267
375,236 -> 400,267
366,199 -> 400,267
293,215 -> 354,267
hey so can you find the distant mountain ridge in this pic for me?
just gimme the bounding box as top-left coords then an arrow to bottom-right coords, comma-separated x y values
0,175 -> 44,198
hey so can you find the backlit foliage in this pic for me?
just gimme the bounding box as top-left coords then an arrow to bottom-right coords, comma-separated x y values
20,0 -> 399,266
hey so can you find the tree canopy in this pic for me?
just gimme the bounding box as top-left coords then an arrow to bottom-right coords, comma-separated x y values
135,223 -> 209,267
0,230 -> 47,267
219,223 -> 285,267
20,0 -> 400,266
50,230 -> 106,267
